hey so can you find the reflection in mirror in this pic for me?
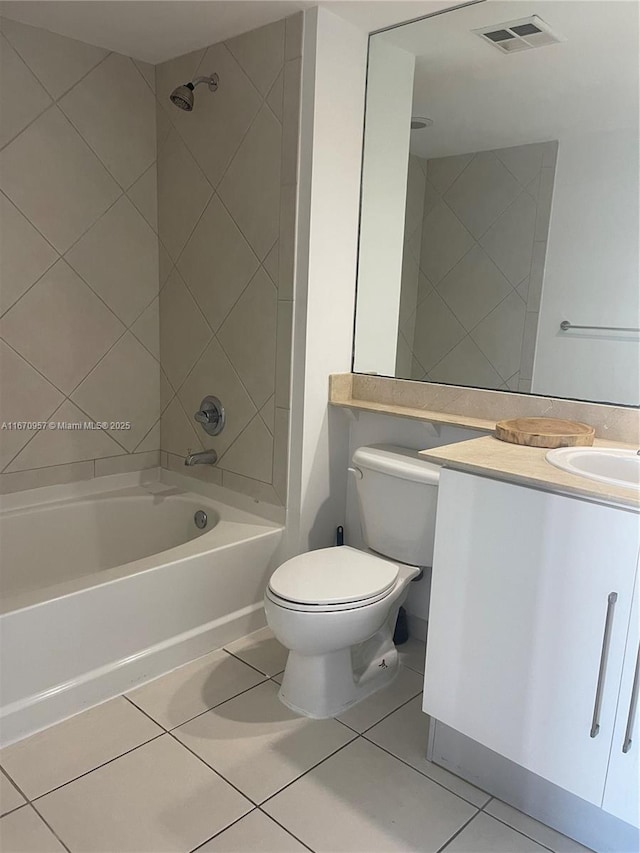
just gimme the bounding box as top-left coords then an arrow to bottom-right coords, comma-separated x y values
353,1 -> 639,406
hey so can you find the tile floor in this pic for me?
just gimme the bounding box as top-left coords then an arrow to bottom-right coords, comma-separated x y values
0,629 -> 592,853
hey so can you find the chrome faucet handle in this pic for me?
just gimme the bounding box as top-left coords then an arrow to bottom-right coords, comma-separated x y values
193,396 -> 225,436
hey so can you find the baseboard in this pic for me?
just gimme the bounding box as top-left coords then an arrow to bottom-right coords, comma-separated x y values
0,604 -> 266,746
430,720 -> 639,853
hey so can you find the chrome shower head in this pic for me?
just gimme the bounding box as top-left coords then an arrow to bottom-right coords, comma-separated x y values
169,73 -> 219,111
170,83 -> 194,111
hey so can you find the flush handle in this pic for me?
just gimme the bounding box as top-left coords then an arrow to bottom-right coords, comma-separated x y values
348,466 -> 363,480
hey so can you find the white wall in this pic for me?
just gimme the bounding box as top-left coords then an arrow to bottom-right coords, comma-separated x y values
533,127 -> 640,405
286,7 -> 368,555
353,39 -> 415,375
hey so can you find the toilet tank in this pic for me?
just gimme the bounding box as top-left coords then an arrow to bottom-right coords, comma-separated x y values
351,445 -> 440,567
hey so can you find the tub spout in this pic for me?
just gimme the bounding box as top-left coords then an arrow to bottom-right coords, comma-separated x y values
185,449 -> 218,466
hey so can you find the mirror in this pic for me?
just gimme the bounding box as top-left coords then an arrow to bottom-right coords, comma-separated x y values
353,1 -> 639,406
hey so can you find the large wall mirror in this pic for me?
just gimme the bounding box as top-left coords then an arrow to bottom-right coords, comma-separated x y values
353,1 -> 639,406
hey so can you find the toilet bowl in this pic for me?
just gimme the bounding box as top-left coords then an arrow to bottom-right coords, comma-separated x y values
265,445 -> 440,720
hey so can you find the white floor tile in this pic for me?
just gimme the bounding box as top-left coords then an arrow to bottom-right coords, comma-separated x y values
441,811 -> 547,852
337,666 -> 423,733
175,680 -> 355,803
485,799 -> 594,853
365,697 -> 490,808
36,735 -> 252,853
0,805 -> 66,852
264,737 -> 477,852
198,809 -> 308,852
126,648 -> 265,729
0,770 -> 26,815
397,637 -> 426,675
225,627 -> 288,676
0,697 -> 162,799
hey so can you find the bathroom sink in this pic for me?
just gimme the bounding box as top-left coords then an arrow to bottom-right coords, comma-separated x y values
546,447 -> 640,491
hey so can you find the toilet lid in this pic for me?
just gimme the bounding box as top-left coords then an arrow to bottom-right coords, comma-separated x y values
268,546 -> 400,606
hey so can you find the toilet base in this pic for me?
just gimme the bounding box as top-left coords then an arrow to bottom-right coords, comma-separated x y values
278,625 -> 399,719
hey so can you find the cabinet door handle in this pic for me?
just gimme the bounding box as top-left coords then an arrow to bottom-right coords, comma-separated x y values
622,645 -> 639,754
590,592 -> 618,739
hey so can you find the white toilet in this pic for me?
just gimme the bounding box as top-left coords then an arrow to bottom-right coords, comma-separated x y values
264,445 -> 440,719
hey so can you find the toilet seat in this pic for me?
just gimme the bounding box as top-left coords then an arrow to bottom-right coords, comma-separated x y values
268,546 -> 400,610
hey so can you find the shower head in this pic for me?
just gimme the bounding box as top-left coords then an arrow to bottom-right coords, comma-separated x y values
169,73 -> 219,112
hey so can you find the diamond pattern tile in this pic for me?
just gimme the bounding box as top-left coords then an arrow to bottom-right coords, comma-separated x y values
157,128 -> 213,262
159,268 -> 211,390
131,296 -> 159,359
430,336 -> 503,390
161,42 -> 262,189
66,196 -> 159,327
0,33 -> 51,148
177,195 -> 259,331
0,17 -> 108,100
178,338 -> 257,458
127,164 -> 158,232
0,106 -> 121,254
420,201 -> 474,285
218,105 -> 282,260
480,191 -> 537,286
0,191 -> 57,316
267,69 -> 284,121
495,142 -> 547,187
437,245 -> 513,332
159,396 -> 203,458
71,332 -> 160,451
427,153 -> 472,194
444,152 -> 521,239
226,19 -> 285,97
0,260 -> 124,395
411,289 -> 466,373
217,268 -> 277,409
471,290 -> 527,381
0,340 -> 64,471
220,414 -> 274,482
60,53 -> 156,189
6,399 -> 124,471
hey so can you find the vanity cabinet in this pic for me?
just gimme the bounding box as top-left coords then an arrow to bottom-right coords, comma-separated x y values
423,469 -> 640,813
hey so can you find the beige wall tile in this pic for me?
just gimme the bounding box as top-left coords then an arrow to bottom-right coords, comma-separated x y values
159,269 -> 211,390
275,300 -> 293,409
60,53 -> 156,189
0,192 -> 57,316
217,268 -> 277,410
226,19 -> 284,97
0,460 -> 94,494
0,16 -> 108,99
66,196 -> 159,327
222,470 -> 282,506
95,450 -> 160,477
164,450 -> 223,485
0,107 -> 120,253
285,13 -> 304,61
0,260 -> 125,395
273,406 -> 289,502
131,296 -> 160,360
220,415 -> 274,483
6,400 -> 124,471
281,58 -> 301,187
160,397 -> 203,458
135,421 -> 160,454
0,33 -> 51,148
127,164 -> 158,232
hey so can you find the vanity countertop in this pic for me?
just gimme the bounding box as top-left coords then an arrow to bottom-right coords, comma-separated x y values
420,436 -> 640,510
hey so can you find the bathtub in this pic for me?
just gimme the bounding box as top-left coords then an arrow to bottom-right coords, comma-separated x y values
0,470 -> 283,745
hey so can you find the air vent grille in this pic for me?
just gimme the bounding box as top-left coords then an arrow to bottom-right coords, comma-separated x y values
473,15 -> 566,54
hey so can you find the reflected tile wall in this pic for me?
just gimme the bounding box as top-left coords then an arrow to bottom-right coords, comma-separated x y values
398,142 -> 558,394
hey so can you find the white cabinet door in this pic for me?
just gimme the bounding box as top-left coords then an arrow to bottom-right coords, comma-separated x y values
423,470 -> 639,806
602,565 -> 639,827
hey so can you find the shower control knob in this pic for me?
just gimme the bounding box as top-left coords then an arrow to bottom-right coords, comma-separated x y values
194,396 -> 226,436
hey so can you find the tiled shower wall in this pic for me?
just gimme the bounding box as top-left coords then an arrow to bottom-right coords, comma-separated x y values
0,18 -> 160,494
396,142 -> 558,392
156,16 -> 301,507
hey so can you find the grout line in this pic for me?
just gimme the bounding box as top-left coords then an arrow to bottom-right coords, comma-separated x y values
221,648 -> 277,679
339,687 -> 422,736
29,732 -> 165,805
255,807 -> 316,852
27,801 -> 73,853
187,807 -> 260,853
360,733 -> 490,811
477,807 -> 560,853
435,808 -> 482,853
0,765 -> 30,807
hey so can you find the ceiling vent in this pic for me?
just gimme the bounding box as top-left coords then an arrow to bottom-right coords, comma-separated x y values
473,15 -> 566,54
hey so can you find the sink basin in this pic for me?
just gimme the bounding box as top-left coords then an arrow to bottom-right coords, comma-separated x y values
546,447 -> 640,491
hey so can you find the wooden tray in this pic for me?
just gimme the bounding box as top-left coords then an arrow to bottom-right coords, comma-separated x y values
495,417 -> 595,448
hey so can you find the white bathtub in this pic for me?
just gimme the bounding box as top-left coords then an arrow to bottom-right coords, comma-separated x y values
0,470 -> 283,745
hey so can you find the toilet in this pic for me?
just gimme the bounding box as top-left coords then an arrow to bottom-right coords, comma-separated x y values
264,444 -> 440,719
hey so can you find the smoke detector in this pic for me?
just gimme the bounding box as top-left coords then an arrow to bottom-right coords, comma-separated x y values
473,15 -> 566,54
